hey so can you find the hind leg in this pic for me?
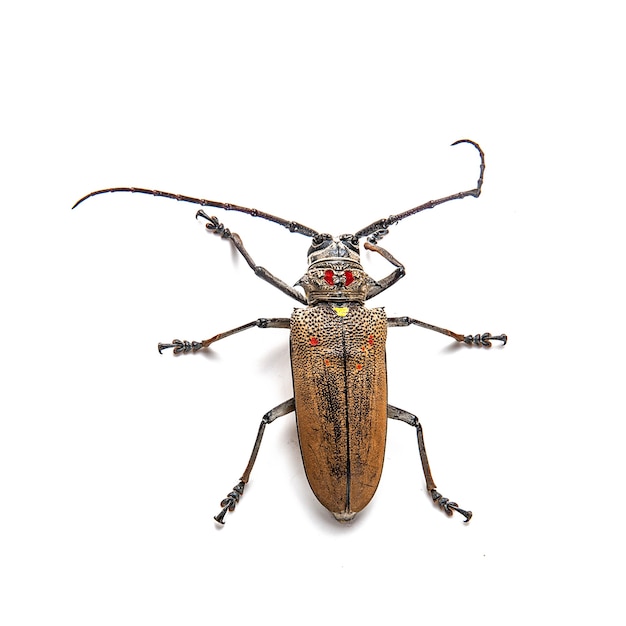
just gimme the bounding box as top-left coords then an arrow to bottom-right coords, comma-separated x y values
388,404 -> 472,523
214,398 -> 295,524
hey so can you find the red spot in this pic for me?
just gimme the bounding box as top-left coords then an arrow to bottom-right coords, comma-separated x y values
368,334 -> 374,346
310,337 -> 319,346
355,363 -> 363,370
324,358 -> 331,367
324,270 -> 334,285
344,270 -> 354,286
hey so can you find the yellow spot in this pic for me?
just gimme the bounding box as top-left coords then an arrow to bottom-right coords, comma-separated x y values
333,306 -> 349,317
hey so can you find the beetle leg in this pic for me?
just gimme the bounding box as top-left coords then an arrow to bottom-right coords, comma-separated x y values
196,210 -> 307,304
214,398 -> 295,525
461,332 -> 508,347
363,241 -> 406,300
387,404 -> 472,523
158,317 -> 291,354
387,316 -> 507,347
430,490 -> 473,522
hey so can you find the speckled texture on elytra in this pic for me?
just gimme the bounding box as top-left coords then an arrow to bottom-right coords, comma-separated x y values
290,304 -> 388,516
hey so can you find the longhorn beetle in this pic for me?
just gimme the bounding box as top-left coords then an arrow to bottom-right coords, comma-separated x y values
73,139 -> 506,525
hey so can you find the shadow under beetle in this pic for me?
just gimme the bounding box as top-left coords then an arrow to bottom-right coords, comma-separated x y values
73,139 -> 506,525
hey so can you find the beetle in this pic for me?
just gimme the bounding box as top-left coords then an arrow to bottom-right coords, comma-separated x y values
73,139 -> 506,524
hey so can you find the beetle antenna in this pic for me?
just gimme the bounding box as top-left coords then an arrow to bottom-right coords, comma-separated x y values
72,187 -> 320,238
354,139 -> 485,244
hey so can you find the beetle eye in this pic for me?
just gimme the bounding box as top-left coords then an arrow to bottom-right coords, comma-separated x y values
324,270 -> 334,285
344,270 -> 354,286
312,233 -> 331,247
339,234 -> 359,252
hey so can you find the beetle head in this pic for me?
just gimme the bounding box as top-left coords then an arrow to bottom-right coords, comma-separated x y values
296,234 -> 370,304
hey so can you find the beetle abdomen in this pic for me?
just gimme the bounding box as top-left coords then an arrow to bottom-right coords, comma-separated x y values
291,305 -> 388,520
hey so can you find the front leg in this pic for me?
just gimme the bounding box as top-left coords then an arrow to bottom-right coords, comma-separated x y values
158,317 -> 290,354
363,241 -> 406,300
387,316 -> 507,347
197,211 -> 307,304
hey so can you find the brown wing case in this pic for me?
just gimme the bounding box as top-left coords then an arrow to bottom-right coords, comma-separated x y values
290,305 -> 388,517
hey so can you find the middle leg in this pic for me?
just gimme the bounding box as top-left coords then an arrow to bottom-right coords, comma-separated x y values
158,317 -> 290,354
387,316 -> 507,347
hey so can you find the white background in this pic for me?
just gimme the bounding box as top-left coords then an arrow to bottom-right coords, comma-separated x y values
2,2 -> 624,624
